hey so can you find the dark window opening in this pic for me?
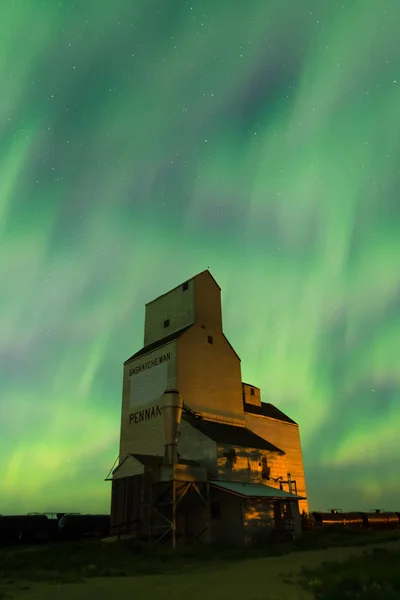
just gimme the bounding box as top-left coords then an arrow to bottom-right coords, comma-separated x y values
211,502 -> 221,520
250,388 -> 255,396
164,319 -> 170,328
262,468 -> 271,480
208,335 -> 213,344
261,457 -> 270,480
223,448 -> 237,465
182,281 -> 189,291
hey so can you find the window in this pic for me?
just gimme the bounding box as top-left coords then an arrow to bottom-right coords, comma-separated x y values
262,468 -> 271,480
261,457 -> 270,480
250,388 -> 255,396
182,281 -> 189,291
164,319 -> 170,328
208,335 -> 213,344
223,448 -> 237,465
211,502 -> 221,520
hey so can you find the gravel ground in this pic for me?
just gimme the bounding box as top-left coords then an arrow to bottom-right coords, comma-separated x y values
2,539 -> 400,600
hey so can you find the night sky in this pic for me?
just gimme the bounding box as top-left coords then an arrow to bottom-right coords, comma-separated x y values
1,1 -> 399,515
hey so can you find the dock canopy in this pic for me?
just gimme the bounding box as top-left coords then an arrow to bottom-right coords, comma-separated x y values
210,480 -> 306,500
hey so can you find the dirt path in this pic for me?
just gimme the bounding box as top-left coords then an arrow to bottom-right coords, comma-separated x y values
3,539 -> 400,600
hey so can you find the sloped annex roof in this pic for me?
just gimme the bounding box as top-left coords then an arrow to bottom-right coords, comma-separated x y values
183,414 -> 285,454
211,480 -> 306,500
131,453 -> 199,467
124,325 -> 193,364
244,402 -> 297,425
112,453 -> 199,475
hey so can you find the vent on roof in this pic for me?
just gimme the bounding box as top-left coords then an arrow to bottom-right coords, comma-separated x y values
182,281 -> 189,291
164,319 -> 170,328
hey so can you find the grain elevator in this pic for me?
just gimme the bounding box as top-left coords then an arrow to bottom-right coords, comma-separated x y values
109,271 -> 308,546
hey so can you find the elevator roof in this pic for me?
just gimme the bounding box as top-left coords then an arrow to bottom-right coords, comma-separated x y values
146,270 -> 221,306
124,325 -> 193,364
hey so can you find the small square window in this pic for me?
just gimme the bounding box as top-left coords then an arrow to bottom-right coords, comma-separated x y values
182,281 -> 189,291
250,388 -> 255,396
164,319 -> 170,328
211,502 -> 221,520
208,335 -> 213,344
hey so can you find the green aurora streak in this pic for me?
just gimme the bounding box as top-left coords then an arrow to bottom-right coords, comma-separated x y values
1,0 -> 399,513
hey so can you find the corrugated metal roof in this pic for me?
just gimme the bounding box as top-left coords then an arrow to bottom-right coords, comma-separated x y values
112,453 -> 199,475
131,453 -> 199,467
129,454 -> 162,467
183,415 -> 285,454
211,480 -> 306,500
124,325 -> 193,364
244,402 -> 297,425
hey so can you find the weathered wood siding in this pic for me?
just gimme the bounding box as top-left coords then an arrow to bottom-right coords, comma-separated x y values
113,456 -> 144,479
178,419 -> 218,477
291,501 -> 302,538
216,445 -> 287,489
177,326 -> 245,424
144,279 -> 195,346
242,500 -> 302,543
244,413 -> 308,513
193,270 -> 223,335
242,383 -> 262,407
209,487 -> 244,546
242,499 -> 275,544
110,475 -> 141,535
119,341 -> 177,462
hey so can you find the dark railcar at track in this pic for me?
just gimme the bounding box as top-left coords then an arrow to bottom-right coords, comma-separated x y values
58,514 -> 110,540
340,513 -> 364,527
0,515 -> 51,546
310,510 -> 400,531
311,511 -> 364,528
360,511 -> 400,529
311,511 -> 344,527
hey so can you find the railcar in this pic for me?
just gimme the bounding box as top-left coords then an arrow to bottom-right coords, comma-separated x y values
0,515 -> 50,546
58,514 -> 110,540
360,511 -> 400,530
309,509 -> 400,532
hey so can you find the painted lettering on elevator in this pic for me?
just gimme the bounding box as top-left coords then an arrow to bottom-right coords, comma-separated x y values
129,405 -> 162,425
128,352 -> 171,377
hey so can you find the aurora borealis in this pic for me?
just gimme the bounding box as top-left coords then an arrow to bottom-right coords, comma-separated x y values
1,0 -> 399,515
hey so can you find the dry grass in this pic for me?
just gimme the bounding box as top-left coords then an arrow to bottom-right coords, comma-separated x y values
301,545 -> 400,599
2,541 -> 400,600
0,529 -> 398,583
0,529 -> 399,600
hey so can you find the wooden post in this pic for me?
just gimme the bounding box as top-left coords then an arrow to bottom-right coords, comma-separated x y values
172,479 -> 177,549
206,482 -> 211,543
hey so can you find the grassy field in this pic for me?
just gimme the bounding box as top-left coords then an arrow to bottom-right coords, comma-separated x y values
300,545 -> 400,599
0,529 -> 399,599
